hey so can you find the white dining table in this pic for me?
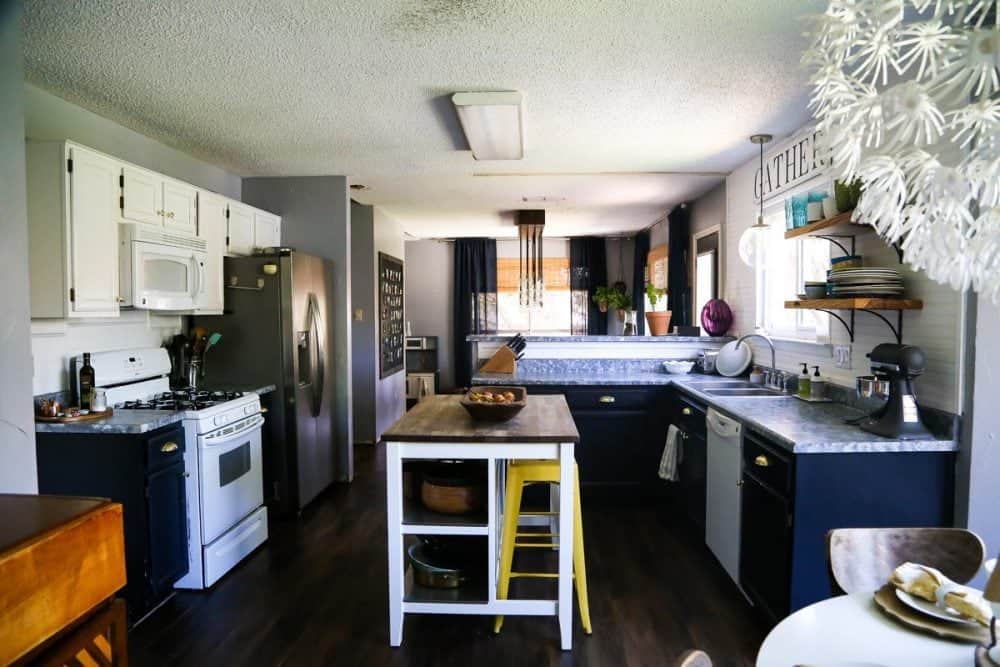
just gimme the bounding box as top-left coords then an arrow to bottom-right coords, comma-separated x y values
756,592 -> 981,667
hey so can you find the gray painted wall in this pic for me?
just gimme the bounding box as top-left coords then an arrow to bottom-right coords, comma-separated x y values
25,84 -> 240,199
0,3 -> 38,493
350,202 -> 376,444
403,240 -> 455,390
242,177 -> 354,481
373,208 -> 406,439
961,296 -> 1000,582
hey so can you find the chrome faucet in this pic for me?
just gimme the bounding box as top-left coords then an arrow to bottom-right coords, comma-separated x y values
736,333 -> 781,389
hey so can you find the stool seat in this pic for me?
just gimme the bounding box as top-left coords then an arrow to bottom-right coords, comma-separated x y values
495,459 -> 592,635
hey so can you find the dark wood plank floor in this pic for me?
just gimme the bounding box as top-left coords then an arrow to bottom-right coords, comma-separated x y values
131,446 -> 767,666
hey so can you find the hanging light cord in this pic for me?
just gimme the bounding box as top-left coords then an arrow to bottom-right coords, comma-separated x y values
759,139 -> 765,222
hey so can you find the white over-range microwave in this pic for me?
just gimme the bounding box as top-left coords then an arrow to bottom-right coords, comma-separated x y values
119,223 -> 208,311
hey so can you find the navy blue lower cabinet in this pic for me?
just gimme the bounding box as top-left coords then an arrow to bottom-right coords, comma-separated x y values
36,423 -> 190,625
739,429 -> 955,626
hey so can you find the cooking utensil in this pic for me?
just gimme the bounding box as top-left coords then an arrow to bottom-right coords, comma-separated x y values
856,375 -> 890,399
408,542 -> 469,589
421,462 -> 486,515
697,350 -> 719,374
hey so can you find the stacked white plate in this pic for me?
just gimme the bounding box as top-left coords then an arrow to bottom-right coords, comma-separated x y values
827,267 -> 904,297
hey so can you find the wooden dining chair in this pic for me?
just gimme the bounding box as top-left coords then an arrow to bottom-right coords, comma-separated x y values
826,527 -> 986,595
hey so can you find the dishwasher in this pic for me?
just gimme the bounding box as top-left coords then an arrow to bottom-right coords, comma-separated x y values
705,407 -> 743,586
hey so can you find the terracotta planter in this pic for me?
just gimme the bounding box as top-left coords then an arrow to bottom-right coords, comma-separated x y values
646,310 -> 672,336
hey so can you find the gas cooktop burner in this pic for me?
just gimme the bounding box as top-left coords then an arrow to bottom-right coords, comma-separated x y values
117,389 -> 246,412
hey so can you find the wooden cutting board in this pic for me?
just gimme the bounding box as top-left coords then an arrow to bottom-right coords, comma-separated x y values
35,408 -> 113,424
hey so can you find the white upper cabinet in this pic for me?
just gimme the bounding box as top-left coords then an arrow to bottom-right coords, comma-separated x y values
121,165 -> 162,226
162,179 -> 198,235
195,191 -> 227,313
121,169 -> 198,236
27,141 -> 120,318
227,202 -> 256,256
253,210 -> 281,249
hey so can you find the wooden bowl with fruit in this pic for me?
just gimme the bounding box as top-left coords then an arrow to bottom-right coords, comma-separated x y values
460,386 -> 527,422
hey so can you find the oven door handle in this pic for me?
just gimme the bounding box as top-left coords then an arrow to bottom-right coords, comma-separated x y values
202,415 -> 265,446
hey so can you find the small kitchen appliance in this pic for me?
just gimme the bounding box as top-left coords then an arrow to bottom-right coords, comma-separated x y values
858,343 -> 933,440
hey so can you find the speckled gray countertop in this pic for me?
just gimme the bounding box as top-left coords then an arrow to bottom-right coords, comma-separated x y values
35,410 -> 185,435
468,334 -> 733,343
34,385 -> 277,434
472,369 -> 957,455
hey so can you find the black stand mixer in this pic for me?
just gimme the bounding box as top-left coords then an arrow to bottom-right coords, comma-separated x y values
859,343 -> 933,440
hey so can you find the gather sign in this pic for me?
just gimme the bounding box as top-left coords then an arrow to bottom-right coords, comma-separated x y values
754,128 -> 829,203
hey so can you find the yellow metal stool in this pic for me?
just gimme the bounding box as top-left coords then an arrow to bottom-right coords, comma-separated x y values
494,460 -> 592,634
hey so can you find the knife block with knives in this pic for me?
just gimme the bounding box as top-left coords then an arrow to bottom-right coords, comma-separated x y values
478,334 -> 526,375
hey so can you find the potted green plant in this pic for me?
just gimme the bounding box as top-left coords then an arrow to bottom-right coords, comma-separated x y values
644,284 -> 672,336
607,289 -> 632,321
592,286 -> 614,313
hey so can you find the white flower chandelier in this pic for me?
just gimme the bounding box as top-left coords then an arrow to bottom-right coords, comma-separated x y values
804,0 -> 999,299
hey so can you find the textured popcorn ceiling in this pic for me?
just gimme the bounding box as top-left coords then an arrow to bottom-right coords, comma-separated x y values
22,0 -> 824,238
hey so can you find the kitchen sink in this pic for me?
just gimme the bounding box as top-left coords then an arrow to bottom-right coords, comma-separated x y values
686,380 -> 755,389
703,387 -> 787,397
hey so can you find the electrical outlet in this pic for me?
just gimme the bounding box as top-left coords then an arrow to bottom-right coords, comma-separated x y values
354,308 -> 364,321
834,344 -> 852,369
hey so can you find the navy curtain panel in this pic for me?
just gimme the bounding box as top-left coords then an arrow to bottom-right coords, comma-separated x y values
667,204 -> 691,326
453,238 -> 497,388
570,237 -> 608,335
632,230 -> 650,335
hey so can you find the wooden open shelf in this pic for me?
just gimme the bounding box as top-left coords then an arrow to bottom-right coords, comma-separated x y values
784,210 -> 868,240
785,298 -> 923,310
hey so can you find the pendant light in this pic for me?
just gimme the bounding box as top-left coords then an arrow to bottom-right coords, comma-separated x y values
738,134 -> 773,269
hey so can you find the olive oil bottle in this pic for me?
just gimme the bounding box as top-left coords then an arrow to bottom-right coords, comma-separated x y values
79,352 -> 95,410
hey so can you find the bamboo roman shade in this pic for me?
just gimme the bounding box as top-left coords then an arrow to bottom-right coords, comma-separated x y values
497,258 -> 570,292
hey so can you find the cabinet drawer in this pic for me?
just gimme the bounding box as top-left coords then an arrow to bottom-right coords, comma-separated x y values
145,426 -> 185,472
563,387 -> 655,411
742,433 -> 793,497
674,392 -> 707,438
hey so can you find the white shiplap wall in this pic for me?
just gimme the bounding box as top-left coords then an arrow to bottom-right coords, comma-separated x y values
724,129 -> 966,413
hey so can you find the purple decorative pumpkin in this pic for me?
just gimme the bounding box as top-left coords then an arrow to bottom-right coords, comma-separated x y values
701,299 -> 733,336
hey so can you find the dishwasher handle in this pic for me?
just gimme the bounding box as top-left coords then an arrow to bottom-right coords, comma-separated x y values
706,407 -> 742,439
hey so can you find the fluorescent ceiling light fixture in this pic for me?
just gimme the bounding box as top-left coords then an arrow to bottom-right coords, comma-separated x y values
452,91 -> 523,160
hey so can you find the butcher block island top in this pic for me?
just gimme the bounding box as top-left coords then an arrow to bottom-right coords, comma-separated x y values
382,394 -> 579,443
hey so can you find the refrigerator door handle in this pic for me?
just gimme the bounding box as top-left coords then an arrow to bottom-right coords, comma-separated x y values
307,293 -> 325,418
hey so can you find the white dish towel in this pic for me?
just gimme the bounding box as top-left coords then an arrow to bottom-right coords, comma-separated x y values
658,424 -> 682,482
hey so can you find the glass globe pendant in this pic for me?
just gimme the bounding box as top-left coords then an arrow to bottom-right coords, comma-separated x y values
738,134 -> 773,269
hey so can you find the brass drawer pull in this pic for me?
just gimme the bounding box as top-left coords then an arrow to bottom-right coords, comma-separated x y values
160,442 -> 179,453
598,395 -> 615,404
682,407 -> 692,416
754,454 -> 770,468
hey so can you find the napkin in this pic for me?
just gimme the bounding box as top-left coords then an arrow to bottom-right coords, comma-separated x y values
890,562 -> 993,626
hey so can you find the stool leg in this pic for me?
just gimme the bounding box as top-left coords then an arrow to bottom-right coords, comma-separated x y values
572,466 -> 592,634
494,465 -> 523,634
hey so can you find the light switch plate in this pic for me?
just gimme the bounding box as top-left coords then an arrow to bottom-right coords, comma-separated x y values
834,344 -> 852,369
354,308 -> 364,321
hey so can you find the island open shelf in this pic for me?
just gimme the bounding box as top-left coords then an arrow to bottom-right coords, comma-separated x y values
382,394 -> 580,651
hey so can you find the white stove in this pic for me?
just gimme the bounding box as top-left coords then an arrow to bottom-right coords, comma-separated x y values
80,348 -> 268,589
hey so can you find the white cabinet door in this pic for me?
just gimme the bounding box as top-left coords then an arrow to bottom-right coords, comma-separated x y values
121,165 -> 162,226
196,192 -> 226,313
227,202 -> 255,256
68,146 -> 120,316
253,210 -> 281,249
163,179 -> 198,235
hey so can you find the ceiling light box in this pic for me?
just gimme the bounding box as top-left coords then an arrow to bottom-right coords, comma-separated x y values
452,91 -> 523,161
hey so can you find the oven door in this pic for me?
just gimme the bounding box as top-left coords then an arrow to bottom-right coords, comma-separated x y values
198,414 -> 265,544
131,240 -> 206,311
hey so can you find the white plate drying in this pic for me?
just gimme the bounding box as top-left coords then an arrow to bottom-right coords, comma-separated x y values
716,341 -> 752,377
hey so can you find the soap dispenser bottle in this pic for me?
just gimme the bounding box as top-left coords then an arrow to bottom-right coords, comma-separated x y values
797,363 -> 811,398
810,365 -> 826,399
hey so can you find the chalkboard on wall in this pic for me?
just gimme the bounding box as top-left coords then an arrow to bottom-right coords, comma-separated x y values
379,253 -> 404,378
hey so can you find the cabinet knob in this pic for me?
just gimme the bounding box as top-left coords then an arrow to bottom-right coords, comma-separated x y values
166,211 -> 175,219
737,479 -> 744,487
682,407 -> 692,416
116,296 -> 125,303
598,395 -> 616,404
259,407 -> 269,414
754,454 -> 770,468
160,441 -> 179,453
156,209 -> 164,216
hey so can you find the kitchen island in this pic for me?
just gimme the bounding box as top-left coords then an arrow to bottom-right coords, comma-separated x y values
381,394 -> 580,650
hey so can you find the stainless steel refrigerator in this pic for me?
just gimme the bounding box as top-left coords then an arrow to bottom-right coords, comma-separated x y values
196,250 -> 337,515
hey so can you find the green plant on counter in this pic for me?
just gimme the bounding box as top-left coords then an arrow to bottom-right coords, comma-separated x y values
645,284 -> 666,310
